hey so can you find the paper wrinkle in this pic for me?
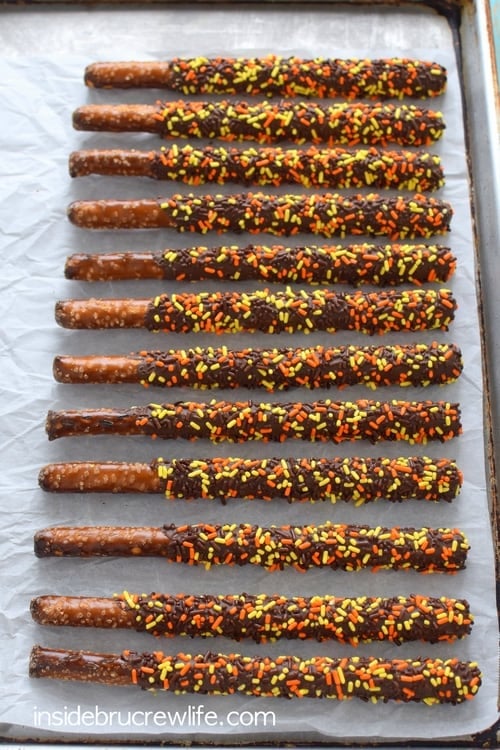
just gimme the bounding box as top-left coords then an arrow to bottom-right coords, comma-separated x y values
0,7 -> 498,743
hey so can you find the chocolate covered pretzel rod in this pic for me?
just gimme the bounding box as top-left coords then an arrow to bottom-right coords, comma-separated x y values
29,646 -> 480,704
84,56 -> 447,99
33,522 -> 469,572
64,243 -> 457,285
37,456 -> 463,504
72,100 -> 445,147
69,145 -> 445,191
45,398 -> 462,444
30,592 -> 472,644
52,342 -> 464,390
54,288 -> 457,334
67,192 -> 452,239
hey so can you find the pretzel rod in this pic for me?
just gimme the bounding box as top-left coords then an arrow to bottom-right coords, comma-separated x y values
84,56 -> 447,99
37,456 -> 463,504
68,145 -> 445,191
29,646 -> 480,704
45,399 -> 462,443
72,100 -> 445,147
33,522 -> 469,572
54,288 -> 457,334
67,192 -> 452,239
30,592 -> 472,644
52,342 -> 464,390
64,243 -> 457,284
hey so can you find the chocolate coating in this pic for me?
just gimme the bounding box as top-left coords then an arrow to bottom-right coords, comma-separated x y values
144,145 -> 444,191
115,591 -> 472,644
142,288 -> 457,335
164,56 -> 447,98
153,100 -> 445,147
130,342 -> 463,390
158,192 -> 452,238
152,455 -> 463,503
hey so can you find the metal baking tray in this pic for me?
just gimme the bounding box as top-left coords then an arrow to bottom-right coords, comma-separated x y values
0,1 -> 498,746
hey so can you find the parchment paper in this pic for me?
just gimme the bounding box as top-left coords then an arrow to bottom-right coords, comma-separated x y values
0,4 -> 497,743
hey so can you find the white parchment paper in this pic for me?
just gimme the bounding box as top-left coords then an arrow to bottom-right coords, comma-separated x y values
0,4 -> 497,743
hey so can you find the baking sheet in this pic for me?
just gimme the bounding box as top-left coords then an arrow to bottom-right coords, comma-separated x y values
0,4 -> 498,743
